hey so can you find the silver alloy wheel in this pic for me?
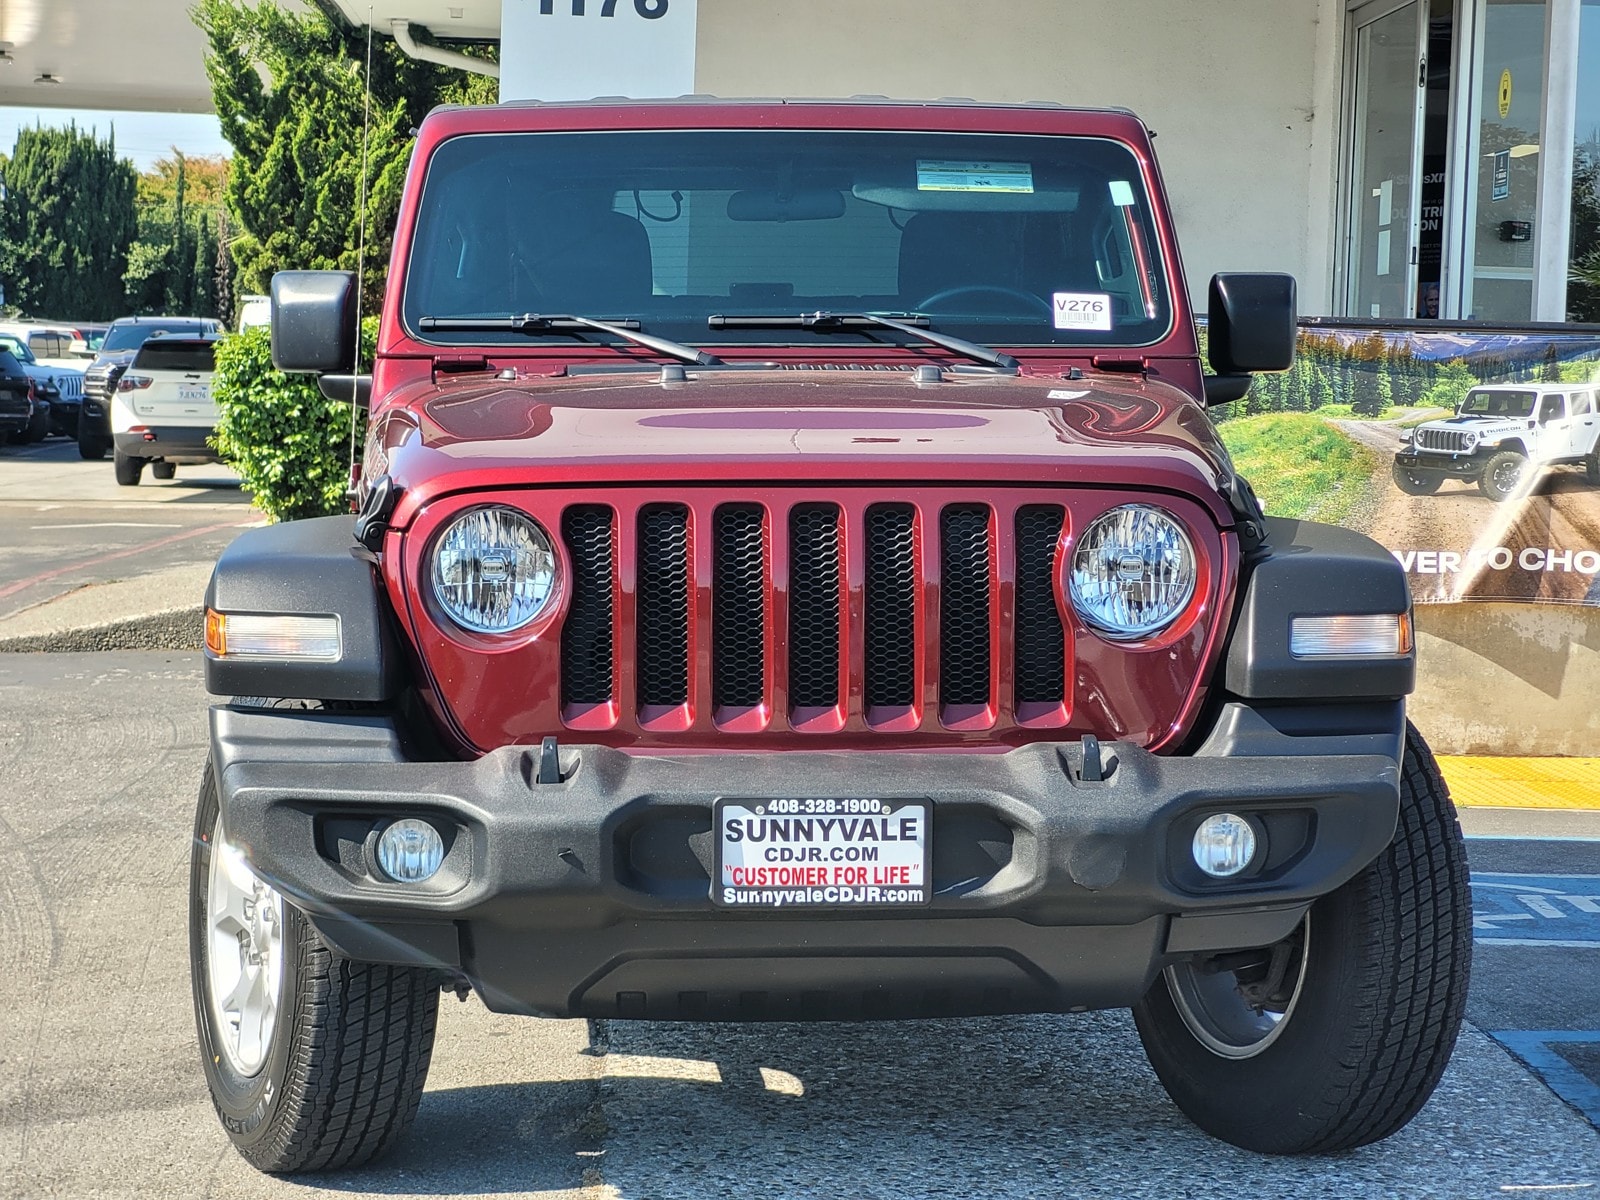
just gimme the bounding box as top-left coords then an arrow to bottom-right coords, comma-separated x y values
1492,457 -> 1525,493
1164,916 -> 1310,1060
206,816 -> 285,1077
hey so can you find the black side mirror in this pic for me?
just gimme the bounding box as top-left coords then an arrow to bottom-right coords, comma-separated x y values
271,270 -> 358,374
1205,274 -> 1296,405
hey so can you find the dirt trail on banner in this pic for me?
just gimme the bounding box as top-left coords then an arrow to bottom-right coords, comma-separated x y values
1332,417 -> 1600,604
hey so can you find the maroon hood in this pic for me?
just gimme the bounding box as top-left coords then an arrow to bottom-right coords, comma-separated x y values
374,367 -> 1237,529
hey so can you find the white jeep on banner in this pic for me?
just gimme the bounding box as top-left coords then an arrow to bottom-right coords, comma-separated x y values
1393,383 -> 1600,502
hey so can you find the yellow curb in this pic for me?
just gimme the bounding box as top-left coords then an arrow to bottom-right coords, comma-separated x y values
1437,757 -> 1600,810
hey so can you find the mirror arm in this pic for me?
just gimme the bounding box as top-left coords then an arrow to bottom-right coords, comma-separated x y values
1203,374 -> 1252,406
318,374 -> 372,409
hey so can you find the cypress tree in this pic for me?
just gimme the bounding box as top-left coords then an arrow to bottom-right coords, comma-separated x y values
196,0 -> 497,307
0,124 -> 138,318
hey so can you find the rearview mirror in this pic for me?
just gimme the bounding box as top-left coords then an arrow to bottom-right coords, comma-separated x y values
726,189 -> 846,222
271,270 -> 358,374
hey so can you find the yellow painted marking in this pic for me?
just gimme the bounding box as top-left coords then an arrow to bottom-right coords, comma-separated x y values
1438,757 -> 1600,810
1499,69 -> 1513,119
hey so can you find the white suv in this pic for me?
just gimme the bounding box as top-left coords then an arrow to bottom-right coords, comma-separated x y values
110,334 -> 223,486
1393,383 -> 1600,502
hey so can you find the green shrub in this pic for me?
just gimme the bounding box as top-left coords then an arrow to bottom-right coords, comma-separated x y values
211,321 -> 374,522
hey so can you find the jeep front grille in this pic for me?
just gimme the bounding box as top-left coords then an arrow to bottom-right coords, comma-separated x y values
557,492 -> 1070,733
1415,428 -> 1469,452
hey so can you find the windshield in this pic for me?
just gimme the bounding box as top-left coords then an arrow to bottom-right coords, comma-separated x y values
405,130 -> 1172,351
1459,389 -> 1535,418
102,321 -> 216,353
0,335 -> 35,365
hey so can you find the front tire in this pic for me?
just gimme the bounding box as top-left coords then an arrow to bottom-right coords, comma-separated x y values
1133,722 -> 1470,1154
190,757 -> 440,1173
77,411 -> 109,460
1391,462 -> 1443,496
114,450 -> 145,486
23,404 -> 49,443
1585,453 -> 1600,487
1478,449 -> 1528,502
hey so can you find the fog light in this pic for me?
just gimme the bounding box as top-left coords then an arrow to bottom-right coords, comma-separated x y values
376,819 -> 445,883
1192,813 -> 1257,878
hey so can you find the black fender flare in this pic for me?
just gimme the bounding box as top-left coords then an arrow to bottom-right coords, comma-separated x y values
204,516 -> 400,702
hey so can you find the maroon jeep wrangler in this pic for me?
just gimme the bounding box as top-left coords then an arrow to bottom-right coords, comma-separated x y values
191,99 -> 1470,1172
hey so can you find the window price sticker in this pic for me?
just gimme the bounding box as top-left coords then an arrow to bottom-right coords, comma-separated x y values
1052,292 -> 1114,331
916,160 -> 1035,193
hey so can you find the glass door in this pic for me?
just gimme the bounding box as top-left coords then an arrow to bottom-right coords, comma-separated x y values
1345,0 -> 1428,318
1457,0 -> 1548,321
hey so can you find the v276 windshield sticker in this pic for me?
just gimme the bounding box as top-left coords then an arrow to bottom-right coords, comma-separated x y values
1053,293 -> 1114,331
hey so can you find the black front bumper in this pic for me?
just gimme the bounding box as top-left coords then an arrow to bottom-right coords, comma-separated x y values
1395,450 -> 1487,478
211,703 -> 1403,1020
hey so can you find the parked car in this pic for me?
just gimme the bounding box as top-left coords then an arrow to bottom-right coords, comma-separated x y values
110,334 -> 224,485
77,316 -> 222,460
69,323 -> 110,355
194,99 -> 1469,1173
1394,382 -> 1600,501
0,330 -> 85,438
237,294 -> 271,332
0,322 -> 82,369
0,348 -> 35,444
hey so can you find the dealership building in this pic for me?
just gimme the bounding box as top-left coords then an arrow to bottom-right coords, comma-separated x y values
11,0 -> 1598,324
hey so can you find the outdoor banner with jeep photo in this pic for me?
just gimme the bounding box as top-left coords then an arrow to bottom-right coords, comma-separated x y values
1210,321 -> 1600,606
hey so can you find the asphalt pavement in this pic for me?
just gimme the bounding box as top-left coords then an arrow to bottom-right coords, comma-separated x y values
0,436 -> 257,650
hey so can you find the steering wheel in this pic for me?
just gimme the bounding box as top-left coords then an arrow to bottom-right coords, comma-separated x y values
914,284 -> 1052,316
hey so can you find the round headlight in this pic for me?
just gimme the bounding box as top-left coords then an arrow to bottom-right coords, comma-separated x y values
431,507 -> 558,634
1068,504 -> 1197,640
1461,431 -> 1478,450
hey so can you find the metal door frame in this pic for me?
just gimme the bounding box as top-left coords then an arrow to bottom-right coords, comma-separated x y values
1338,0 -> 1430,318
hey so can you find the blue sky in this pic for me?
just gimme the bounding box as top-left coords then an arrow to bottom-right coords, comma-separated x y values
0,107 -> 230,171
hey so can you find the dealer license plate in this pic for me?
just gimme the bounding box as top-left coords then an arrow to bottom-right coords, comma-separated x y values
713,797 -> 931,909
178,383 -> 211,403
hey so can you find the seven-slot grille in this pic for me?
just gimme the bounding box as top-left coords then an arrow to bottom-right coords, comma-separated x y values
1415,427 -> 1470,453
558,496 -> 1069,732
48,374 -> 84,402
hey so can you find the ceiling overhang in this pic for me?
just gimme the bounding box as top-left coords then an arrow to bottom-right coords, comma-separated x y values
0,0 -> 500,115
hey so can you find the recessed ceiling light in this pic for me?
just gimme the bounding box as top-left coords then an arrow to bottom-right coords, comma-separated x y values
35,72 -> 62,85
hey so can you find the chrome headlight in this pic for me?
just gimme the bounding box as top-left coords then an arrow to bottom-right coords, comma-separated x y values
1461,432 -> 1478,450
431,507 -> 558,634
1068,504 -> 1197,640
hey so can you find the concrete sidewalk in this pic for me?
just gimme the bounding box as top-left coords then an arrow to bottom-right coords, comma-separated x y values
0,560 -> 209,652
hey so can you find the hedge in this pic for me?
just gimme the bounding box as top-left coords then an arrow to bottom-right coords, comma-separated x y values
211,321 -> 376,522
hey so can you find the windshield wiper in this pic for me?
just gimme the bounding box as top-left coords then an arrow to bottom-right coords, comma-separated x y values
417,314 -> 723,366
707,311 -> 1019,372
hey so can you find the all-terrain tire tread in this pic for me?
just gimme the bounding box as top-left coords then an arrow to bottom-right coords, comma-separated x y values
248,936 -> 439,1173
1297,723 -> 1471,1152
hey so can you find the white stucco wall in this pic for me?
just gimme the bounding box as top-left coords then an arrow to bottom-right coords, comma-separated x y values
693,0 -> 1345,314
